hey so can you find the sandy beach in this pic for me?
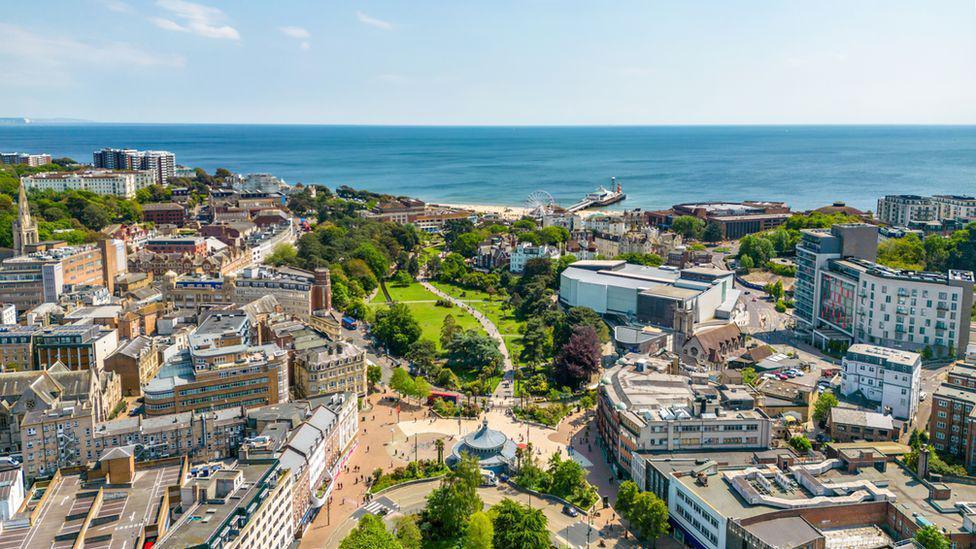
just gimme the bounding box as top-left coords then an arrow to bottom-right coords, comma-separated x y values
435,202 -> 534,220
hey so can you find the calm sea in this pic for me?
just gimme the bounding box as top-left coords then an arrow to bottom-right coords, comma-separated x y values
0,124 -> 974,212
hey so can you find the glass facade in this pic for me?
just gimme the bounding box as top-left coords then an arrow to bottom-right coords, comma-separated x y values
818,273 -> 856,333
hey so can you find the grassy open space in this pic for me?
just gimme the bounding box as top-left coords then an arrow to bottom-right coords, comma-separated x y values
430,281 -> 527,363
370,282 -> 482,350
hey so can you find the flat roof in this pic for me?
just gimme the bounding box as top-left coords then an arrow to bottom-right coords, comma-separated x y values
743,517 -> 822,547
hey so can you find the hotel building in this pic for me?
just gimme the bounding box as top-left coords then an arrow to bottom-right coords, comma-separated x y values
21,169 -> 155,198
293,341 -> 368,398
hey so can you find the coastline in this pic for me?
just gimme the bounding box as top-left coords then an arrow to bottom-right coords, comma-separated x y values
435,201 -> 621,220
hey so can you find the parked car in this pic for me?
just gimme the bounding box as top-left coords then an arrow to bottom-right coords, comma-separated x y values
562,504 -> 579,517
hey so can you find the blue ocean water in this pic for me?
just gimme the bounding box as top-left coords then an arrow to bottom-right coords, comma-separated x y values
0,124 -> 974,212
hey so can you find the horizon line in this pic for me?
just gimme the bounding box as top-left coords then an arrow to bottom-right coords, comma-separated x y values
5,120 -> 976,128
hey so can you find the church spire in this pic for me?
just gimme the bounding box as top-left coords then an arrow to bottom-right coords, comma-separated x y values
12,180 -> 38,255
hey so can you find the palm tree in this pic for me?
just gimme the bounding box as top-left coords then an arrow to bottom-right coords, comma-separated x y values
515,445 -> 524,472
435,438 -> 445,465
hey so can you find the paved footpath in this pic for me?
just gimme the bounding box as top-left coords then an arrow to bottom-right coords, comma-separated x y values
419,280 -> 517,407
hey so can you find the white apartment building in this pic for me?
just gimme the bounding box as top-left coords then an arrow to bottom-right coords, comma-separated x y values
931,195 -> 976,222
841,343 -> 921,420
22,169 -> 155,198
876,195 -> 937,227
794,224 -> 974,356
584,214 -> 627,236
1,152 -> 51,166
509,242 -> 560,273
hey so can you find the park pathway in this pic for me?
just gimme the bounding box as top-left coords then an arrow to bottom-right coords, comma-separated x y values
419,280 -> 516,407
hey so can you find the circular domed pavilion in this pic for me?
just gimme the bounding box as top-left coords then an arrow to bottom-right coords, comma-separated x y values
446,419 -> 518,473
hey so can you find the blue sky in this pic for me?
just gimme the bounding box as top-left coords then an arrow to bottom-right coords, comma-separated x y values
2,0 -> 974,124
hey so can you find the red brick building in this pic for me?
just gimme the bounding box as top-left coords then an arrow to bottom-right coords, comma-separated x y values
141,202 -> 186,226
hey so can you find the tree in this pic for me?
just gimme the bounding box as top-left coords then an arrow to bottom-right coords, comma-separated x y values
738,254 -> 755,271
489,498 -> 549,549
390,367 -> 415,400
266,243 -> 298,266
878,233 -> 927,271
789,435 -> 812,453
440,314 -> 460,348
447,330 -> 504,376
813,389 -> 839,424
627,492 -> 670,543
411,376 -> 431,403
453,231 -> 485,258
392,269 -> 413,286
373,303 -> 421,355
538,225 -> 570,245
671,215 -> 705,240
915,525 -> 951,549
462,511 -> 494,549
422,453 -> 483,539
702,221 -> 723,243
556,325 -> 602,388
406,339 -> 437,375
548,453 -> 590,504
615,252 -> 664,267
616,480 -> 639,518
367,364 -> 382,390
519,317 -> 552,366
554,306 -> 610,346
434,438 -> 445,464
394,516 -> 422,549
741,367 -> 759,387
909,429 -> 930,450
738,234 -> 775,267
354,242 -> 391,278
763,280 -> 784,301
339,514 -> 402,549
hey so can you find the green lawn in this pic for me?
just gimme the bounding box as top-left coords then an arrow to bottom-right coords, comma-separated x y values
370,282 -> 482,351
430,281 -> 527,363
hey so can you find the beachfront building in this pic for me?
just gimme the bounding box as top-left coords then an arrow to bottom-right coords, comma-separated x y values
93,148 -> 175,185
1,152 -> 51,166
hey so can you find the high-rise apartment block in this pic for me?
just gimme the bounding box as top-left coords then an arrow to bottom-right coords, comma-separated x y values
794,223 -> 974,356
93,148 -> 175,185
877,194 -> 976,227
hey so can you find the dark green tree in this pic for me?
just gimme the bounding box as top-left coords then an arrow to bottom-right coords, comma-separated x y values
373,303 -> 421,355
489,498 -> 549,549
339,513 -> 402,549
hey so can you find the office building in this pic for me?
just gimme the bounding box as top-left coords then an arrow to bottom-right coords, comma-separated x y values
0,239 -> 126,311
794,223 -> 974,356
143,312 -> 288,416
156,459 -> 294,549
840,344 -> 921,420
0,324 -> 41,370
597,358 -> 772,478
33,324 -> 119,371
559,260 -> 740,331
162,266 -> 325,318
12,181 -> 38,256
293,340 -> 368,398
22,169 -> 155,198
104,335 -> 160,396
643,201 -> 791,239
0,152 -> 51,166
93,147 -> 175,185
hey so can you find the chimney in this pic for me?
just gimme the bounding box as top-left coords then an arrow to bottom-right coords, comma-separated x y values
670,356 -> 680,376
918,447 -> 930,480
311,268 -> 332,311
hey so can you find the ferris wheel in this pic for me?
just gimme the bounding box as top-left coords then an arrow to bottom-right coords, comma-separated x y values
524,190 -> 556,214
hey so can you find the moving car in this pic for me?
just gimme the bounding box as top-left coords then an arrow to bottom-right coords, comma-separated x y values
562,504 -> 579,517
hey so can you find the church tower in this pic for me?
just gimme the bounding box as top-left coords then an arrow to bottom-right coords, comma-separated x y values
12,181 -> 38,255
